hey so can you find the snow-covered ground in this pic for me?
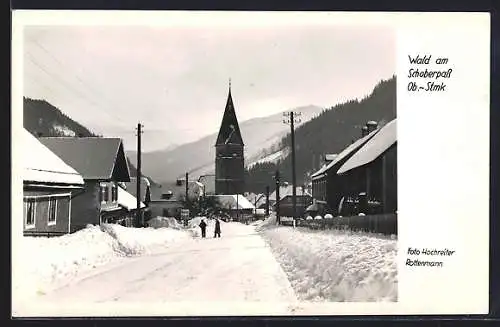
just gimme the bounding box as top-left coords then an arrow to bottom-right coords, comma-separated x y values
13,215 -> 398,316
13,223 -> 190,305
13,220 -> 298,316
257,218 -> 397,302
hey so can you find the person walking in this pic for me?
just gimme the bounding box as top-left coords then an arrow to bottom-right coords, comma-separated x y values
199,219 -> 207,238
214,218 -> 221,238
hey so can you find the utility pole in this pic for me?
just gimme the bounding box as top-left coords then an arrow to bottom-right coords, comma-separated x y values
283,111 -> 301,224
265,185 -> 270,216
185,172 -> 189,213
136,123 -> 143,227
275,169 -> 280,225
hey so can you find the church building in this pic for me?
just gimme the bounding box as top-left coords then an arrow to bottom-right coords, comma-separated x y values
215,80 -> 245,195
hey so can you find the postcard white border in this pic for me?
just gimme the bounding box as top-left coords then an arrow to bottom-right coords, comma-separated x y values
11,10 -> 491,316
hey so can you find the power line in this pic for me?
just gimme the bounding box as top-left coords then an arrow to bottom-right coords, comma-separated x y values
27,37 -> 130,124
24,54 -> 132,132
24,41 -> 130,127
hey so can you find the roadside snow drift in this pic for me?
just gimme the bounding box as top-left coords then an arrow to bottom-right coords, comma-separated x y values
13,224 -> 190,302
146,216 -> 184,229
259,224 -> 397,302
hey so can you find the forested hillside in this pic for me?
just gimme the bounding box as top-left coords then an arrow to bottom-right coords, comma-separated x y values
23,97 -> 98,137
244,76 -> 396,193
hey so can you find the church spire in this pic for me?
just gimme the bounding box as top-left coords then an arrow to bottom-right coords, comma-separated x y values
215,79 -> 244,146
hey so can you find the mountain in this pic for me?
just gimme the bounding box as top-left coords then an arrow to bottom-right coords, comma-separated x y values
126,105 -> 324,184
23,97 -> 158,185
23,97 -> 99,138
244,76 -> 397,193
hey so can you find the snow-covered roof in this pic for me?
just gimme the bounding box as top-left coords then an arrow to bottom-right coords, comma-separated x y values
118,185 -> 145,210
311,127 -> 380,180
215,194 -> 255,210
310,163 -> 329,179
269,185 -> 311,202
338,119 -> 396,174
324,154 -> 338,161
23,129 -> 84,186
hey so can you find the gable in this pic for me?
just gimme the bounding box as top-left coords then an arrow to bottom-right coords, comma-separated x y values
39,137 -> 128,181
111,142 -> 131,182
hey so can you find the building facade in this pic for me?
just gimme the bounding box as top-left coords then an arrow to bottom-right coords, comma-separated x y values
215,81 -> 245,194
23,129 -> 85,237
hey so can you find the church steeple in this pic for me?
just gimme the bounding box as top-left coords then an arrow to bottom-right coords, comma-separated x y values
215,79 -> 244,146
214,79 -> 245,196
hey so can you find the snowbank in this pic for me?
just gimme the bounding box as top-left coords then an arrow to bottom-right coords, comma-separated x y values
13,224 -> 190,302
259,226 -> 397,302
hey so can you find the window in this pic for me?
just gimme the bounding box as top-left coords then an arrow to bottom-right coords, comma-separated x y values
111,184 -> 118,202
100,184 -> 109,203
25,199 -> 36,228
48,198 -> 57,225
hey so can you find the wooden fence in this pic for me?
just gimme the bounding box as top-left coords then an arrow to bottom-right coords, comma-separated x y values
280,213 -> 397,235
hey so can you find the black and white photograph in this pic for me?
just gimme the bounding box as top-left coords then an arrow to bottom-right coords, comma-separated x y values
12,11 -> 489,317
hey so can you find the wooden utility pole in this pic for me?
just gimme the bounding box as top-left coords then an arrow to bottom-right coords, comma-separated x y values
283,111 -> 301,223
185,172 -> 189,212
275,169 -> 280,225
136,123 -> 143,227
265,185 -> 270,216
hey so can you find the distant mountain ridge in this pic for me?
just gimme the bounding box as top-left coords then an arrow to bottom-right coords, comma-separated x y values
23,97 -> 98,138
127,104 -> 324,184
244,76 -> 397,193
23,97 -> 158,186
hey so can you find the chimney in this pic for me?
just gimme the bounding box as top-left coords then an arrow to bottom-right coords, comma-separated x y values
366,121 -> 378,133
361,126 -> 368,137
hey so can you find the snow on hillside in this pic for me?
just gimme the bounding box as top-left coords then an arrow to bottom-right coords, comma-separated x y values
257,220 -> 397,302
52,123 -> 77,137
247,147 -> 290,168
13,224 -> 190,302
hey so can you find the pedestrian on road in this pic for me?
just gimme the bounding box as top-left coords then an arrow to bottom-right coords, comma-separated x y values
214,218 -> 221,238
199,219 -> 207,238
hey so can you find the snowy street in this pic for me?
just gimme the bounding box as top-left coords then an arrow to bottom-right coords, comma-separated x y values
36,222 -> 297,305
13,217 -> 397,316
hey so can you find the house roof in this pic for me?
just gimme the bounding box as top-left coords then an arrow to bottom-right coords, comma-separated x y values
39,137 -> 130,182
124,177 -> 151,202
157,180 -> 203,201
269,185 -> 311,202
324,154 -> 338,161
23,129 -> 85,186
118,185 -> 145,210
215,84 -> 244,146
338,119 -> 397,174
311,127 -> 380,180
215,194 -> 255,210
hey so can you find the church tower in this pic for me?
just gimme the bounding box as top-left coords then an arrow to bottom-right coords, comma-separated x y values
215,80 -> 245,195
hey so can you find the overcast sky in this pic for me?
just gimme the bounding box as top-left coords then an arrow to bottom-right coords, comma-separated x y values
23,22 -> 395,152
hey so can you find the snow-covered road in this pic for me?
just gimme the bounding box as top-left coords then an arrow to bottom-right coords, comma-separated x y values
35,222 -> 297,312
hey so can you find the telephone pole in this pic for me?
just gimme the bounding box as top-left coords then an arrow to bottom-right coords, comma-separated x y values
274,169 -> 280,225
283,111 -> 301,223
136,123 -> 143,227
185,172 -> 189,213
265,185 -> 270,216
